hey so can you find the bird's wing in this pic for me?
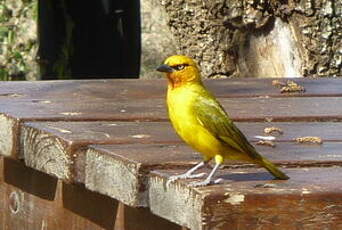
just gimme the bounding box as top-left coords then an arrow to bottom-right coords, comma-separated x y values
193,93 -> 262,160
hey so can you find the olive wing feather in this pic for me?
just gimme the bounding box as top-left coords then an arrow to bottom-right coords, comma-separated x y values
193,93 -> 262,160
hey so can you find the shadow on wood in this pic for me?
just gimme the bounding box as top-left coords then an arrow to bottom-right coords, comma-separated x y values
220,171 -> 275,182
123,204 -> 182,230
62,182 -> 118,230
3,158 -> 57,200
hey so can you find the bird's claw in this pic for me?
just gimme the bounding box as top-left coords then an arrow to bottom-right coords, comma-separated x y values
187,172 -> 207,179
166,172 -> 207,186
187,178 -> 224,187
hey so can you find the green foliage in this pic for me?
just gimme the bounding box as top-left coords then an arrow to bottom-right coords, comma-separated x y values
0,0 -> 38,81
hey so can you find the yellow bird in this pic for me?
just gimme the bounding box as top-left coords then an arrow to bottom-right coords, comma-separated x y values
157,55 -> 289,186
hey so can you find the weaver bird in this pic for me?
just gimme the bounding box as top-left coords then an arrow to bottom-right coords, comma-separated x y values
157,55 -> 289,187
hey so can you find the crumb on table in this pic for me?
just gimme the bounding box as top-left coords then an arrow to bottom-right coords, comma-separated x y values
272,80 -> 305,93
264,127 -> 283,135
295,136 -> 323,144
256,140 -> 276,147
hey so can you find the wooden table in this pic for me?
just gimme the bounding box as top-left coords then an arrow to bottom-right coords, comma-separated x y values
1,78 -> 342,230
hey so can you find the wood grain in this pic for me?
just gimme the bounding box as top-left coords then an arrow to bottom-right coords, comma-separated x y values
2,79 -> 342,229
2,97 -> 342,122
1,78 -> 342,101
21,119 -> 342,175
0,157 -> 4,230
2,95 -> 342,159
20,120 -> 342,206
1,78 -> 342,159
121,204 -> 182,230
1,158 -> 179,230
2,158 -> 119,230
21,121 -> 180,182
23,121 -> 342,144
85,141 -> 342,207
149,167 -> 342,230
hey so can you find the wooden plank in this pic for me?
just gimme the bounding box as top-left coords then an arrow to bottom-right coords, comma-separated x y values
23,121 -> 342,144
149,167 -> 342,230
21,121 -> 179,183
1,78 -> 342,100
1,158 -> 180,230
207,78 -> 342,98
1,79 -> 342,229
0,80 -> 166,100
62,183 -> 180,230
21,121 -> 342,205
1,78 -> 342,159
1,158 -> 119,230
21,121 -> 342,182
121,204 -> 183,230
0,157 -> 4,230
61,181 -> 119,230
85,141 -> 342,207
85,144 -> 198,207
2,96 -> 342,159
2,97 -> 342,123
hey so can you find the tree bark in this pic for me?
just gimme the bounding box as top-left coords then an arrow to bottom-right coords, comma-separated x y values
156,0 -> 341,78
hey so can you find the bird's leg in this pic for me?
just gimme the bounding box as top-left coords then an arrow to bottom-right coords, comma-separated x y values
188,162 -> 221,187
167,161 -> 208,185
188,155 -> 224,187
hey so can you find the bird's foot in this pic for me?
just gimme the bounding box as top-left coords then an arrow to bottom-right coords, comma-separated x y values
188,178 -> 224,187
166,172 -> 207,186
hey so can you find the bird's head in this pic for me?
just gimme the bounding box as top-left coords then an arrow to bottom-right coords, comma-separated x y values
156,55 -> 202,88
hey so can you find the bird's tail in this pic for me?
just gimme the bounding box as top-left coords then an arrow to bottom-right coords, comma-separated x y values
258,157 -> 289,180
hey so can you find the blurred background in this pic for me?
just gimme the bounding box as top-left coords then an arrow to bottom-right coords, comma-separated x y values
0,0 -> 341,80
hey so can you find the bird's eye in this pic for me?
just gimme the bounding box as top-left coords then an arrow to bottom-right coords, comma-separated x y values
173,64 -> 187,71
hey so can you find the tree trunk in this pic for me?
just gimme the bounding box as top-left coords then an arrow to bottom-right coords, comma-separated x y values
150,0 -> 341,78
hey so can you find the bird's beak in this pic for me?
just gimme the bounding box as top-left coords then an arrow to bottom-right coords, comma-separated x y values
156,64 -> 174,73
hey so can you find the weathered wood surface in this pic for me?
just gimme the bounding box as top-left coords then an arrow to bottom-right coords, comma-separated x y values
20,120 -> 342,206
21,121 -> 179,183
85,141 -> 342,208
1,78 -> 342,100
2,96 -> 342,158
149,167 -> 342,230
119,203 -> 182,230
20,119 -> 342,179
0,157 -> 118,230
1,78 -> 342,230
2,79 -> 342,159
0,157 -> 182,230
3,97 -> 342,122
0,156 -> 4,229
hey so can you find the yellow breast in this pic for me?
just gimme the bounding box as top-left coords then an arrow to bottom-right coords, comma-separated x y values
167,84 -> 223,158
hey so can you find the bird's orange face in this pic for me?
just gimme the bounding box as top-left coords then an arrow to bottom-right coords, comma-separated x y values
156,55 -> 201,89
